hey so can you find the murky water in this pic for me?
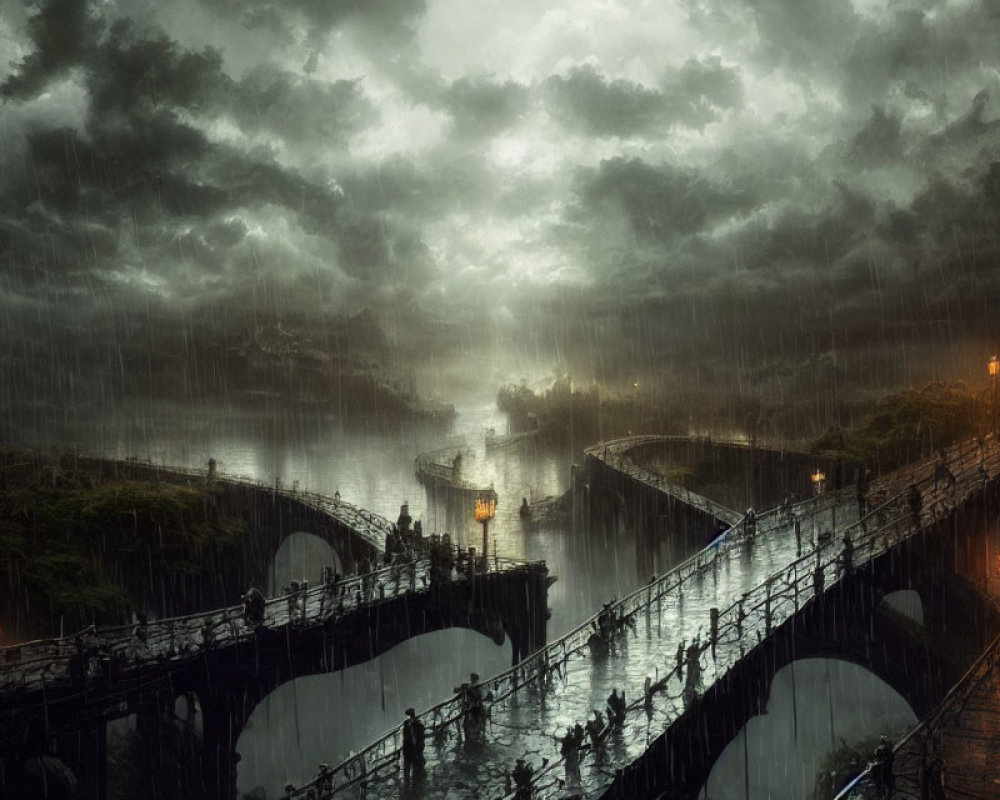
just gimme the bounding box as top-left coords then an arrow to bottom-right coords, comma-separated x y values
3,397 -> 919,799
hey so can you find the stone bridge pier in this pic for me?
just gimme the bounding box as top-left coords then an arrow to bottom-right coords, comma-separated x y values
577,455 -> 736,576
604,485 -> 1000,800
0,564 -> 549,800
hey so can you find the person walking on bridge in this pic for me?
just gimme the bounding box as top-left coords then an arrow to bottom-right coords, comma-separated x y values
512,757 -> 540,799
401,708 -> 425,780
872,735 -> 894,799
606,688 -> 627,729
685,638 -> 702,691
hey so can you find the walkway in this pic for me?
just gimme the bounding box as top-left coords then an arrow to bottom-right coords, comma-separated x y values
0,548 -> 537,705
285,435 -> 1000,800
415,447 -> 499,500
586,435 -> 747,528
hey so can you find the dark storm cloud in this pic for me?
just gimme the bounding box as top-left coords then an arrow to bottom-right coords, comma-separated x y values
573,156 -> 755,241
443,76 -> 529,138
0,0 -> 98,99
0,0 -> 429,320
196,0 -> 427,41
5,0 -> 1000,388
672,56 -> 744,112
545,66 -> 673,137
232,67 -> 375,150
543,58 -> 743,137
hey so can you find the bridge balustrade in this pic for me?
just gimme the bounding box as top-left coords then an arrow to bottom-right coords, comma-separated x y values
0,544 -> 533,698
104,457 -> 393,551
290,435 -> 999,800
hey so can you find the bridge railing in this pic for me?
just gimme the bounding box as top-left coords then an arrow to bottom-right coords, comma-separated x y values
832,600 -> 1000,800
504,436 -> 996,799
284,435 -> 996,799
413,450 -> 498,498
508,436 -> 999,800
85,455 -> 393,552
282,470 -> 855,797
584,433 -> 812,460
0,546 -> 541,696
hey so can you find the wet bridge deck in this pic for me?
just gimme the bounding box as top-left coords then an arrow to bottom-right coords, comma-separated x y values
286,435 -> 1000,800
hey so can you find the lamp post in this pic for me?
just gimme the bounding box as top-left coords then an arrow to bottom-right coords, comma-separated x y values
474,493 -> 496,570
990,355 -> 999,434
811,470 -> 826,496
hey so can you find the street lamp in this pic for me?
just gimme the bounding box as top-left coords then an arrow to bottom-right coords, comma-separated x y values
990,355 -> 999,433
811,470 -> 826,496
474,493 -> 496,569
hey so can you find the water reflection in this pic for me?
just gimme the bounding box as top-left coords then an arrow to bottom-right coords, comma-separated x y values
4,398 -> 708,798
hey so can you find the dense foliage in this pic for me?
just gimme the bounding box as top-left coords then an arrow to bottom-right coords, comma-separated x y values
810,382 -> 989,472
0,451 -> 247,640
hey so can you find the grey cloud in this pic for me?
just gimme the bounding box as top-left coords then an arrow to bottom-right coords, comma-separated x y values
232,67 -> 375,151
545,66 -> 671,137
673,56 -> 744,112
572,156 -> 757,245
443,76 -> 529,138
544,60 -> 744,138
195,0 -> 427,41
0,0 -> 98,99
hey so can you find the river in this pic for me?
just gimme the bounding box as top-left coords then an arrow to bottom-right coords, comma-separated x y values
5,394 -> 918,799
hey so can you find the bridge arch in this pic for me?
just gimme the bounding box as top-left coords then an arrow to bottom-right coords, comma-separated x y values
235,627 -> 513,798
267,531 -> 344,595
879,588 -> 924,626
702,657 -> 918,799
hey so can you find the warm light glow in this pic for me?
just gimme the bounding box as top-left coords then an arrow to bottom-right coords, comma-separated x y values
811,470 -> 826,484
990,355 -> 999,377
474,497 -> 496,523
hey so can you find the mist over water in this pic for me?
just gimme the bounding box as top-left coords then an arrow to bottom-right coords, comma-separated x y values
4,396 -> 921,799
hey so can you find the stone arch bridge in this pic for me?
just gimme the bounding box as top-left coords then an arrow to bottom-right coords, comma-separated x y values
282,434 -> 1000,800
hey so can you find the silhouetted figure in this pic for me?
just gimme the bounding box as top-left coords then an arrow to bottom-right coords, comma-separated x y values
401,708 -> 425,778
512,758 -> 535,799
709,608 -> 719,659
242,587 -> 266,626
133,611 -> 148,643
520,497 -> 530,518
200,618 -> 215,648
813,563 -> 825,599
744,508 -> 757,539
933,450 -> 956,493
397,503 -> 412,537
840,534 -> 854,577
606,688 -> 627,729
675,640 -> 685,681
685,639 -> 701,691
456,672 -> 488,740
855,467 -> 870,517
558,725 -> 583,780
585,710 -> 605,749
909,484 -> 923,528
872,735 -> 894,799
781,492 -> 793,520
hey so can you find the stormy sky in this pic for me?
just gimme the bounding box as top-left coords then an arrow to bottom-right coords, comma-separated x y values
3,0 -> 1000,392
